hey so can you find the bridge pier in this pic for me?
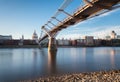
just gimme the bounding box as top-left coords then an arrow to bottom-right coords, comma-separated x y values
41,26 -> 57,51
48,37 -> 57,51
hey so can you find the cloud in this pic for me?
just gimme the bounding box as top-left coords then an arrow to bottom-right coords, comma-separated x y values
56,25 -> 120,39
97,8 -> 120,18
89,26 -> 120,39
56,33 -> 83,39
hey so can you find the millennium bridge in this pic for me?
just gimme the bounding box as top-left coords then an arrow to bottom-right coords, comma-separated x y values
39,0 -> 120,51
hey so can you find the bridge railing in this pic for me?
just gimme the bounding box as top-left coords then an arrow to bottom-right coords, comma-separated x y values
40,0 -> 94,41
48,0 -> 98,30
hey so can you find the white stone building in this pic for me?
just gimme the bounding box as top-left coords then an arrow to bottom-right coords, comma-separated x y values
117,35 -> 120,39
57,39 -> 70,46
32,30 -> 38,43
0,35 -> 12,40
110,31 -> 116,39
84,36 -> 94,45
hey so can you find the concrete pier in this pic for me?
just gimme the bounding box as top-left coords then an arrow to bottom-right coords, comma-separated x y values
41,26 -> 57,51
48,37 -> 57,51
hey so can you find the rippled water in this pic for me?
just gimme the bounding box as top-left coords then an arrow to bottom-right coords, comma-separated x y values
0,47 -> 120,82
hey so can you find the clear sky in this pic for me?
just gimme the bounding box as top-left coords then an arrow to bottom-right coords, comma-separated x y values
0,0 -> 120,39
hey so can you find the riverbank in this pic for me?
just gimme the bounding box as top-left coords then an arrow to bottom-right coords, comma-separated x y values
0,45 -> 39,48
20,70 -> 120,82
0,45 -> 119,48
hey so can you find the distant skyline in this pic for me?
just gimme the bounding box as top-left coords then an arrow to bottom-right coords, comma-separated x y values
0,0 -> 120,39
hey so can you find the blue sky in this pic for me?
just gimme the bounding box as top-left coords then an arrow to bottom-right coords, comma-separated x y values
0,0 -> 120,39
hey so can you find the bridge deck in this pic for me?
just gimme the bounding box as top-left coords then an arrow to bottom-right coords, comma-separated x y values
40,0 -> 120,42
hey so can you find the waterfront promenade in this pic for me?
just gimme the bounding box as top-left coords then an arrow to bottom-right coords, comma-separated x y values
20,70 -> 120,82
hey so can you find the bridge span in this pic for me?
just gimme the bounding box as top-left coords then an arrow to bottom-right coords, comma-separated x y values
39,0 -> 120,51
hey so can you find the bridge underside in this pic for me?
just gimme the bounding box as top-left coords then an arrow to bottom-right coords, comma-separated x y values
39,0 -> 120,42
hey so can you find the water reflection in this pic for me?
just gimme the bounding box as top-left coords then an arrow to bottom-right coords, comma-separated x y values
70,48 -> 78,61
0,47 -> 120,82
85,48 -> 95,72
0,49 -> 13,70
110,48 -> 116,69
32,49 -> 38,68
93,47 -> 117,71
39,48 -> 46,56
48,50 -> 57,74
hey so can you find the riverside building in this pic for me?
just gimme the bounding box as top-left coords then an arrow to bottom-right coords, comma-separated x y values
32,30 -> 38,43
0,35 -> 12,40
110,30 -> 116,39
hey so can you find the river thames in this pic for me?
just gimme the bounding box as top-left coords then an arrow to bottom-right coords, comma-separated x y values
0,47 -> 120,82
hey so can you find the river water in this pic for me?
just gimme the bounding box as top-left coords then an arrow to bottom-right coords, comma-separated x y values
0,47 -> 120,82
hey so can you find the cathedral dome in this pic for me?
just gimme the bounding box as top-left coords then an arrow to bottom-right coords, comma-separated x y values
32,30 -> 38,40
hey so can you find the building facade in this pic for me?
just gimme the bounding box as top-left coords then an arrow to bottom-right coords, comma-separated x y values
32,30 -> 38,43
84,36 -> 94,45
110,30 -> 116,39
0,35 -> 12,40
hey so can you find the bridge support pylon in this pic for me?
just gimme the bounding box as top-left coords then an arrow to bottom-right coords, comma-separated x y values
48,37 -> 57,51
41,26 -> 57,52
